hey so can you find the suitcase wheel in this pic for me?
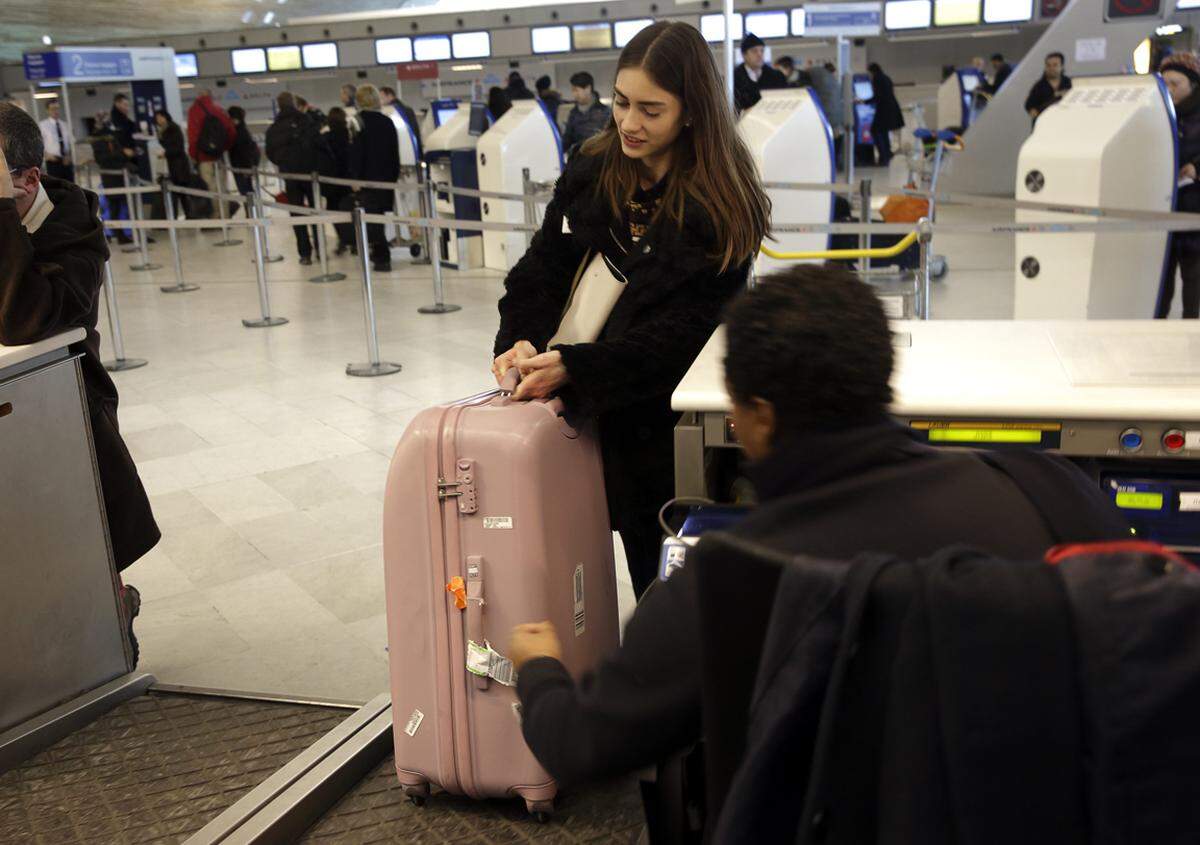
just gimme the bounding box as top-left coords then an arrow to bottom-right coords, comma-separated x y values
403,783 -> 430,807
525,799 -> 554,822
409,243 -> 422,258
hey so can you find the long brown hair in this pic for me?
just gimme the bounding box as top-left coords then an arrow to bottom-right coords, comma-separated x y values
580,21 -> 770,270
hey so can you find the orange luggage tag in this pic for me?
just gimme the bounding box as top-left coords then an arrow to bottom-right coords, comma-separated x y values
446,577 -> 467,610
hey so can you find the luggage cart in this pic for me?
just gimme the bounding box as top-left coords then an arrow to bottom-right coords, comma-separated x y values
908,128 -> 962,280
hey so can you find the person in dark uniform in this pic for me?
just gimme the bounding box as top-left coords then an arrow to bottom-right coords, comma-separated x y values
319,107 -> 355,256
1025,52 -> 1073,124
505,72 -> 536,101
492,21 -> 771,598
505,263 -> 1129,816
1158,52 -> 1200,319
0,103 -> 160,661
733,33 -> 789,112
863,62 -> 904,166
265,91 -> 320,265
984,52 -> 1014,95
487,86 -> 512,122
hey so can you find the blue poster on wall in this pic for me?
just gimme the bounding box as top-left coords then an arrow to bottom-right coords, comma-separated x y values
23,49 -> 135,81
131,79 -> 165,182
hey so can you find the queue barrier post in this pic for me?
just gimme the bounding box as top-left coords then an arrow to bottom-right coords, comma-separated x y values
119,169 -> 138,254
127,182 -> 162,272
347,205 -> 402,377
417,176 -> 461,315
252,168 -> 284,263
242,197 -> 289,329
412,162 -> 433,266
917,216 -> 933,320
212,159 -> 243,248
160,181 -> 199,294
521,167 -> 536,251
309,171 -> 346,283
858,178 -> 872,276
101,262 -> 148,371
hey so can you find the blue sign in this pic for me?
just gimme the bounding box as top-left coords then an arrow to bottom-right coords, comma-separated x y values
804,2 -> 883,36
24,49 -> 134,81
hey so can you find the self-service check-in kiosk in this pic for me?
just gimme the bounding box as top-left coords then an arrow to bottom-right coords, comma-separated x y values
1014,75 -> 1176,319
852,73 -> 876,165
424,102 -> 483,270
937,67 -> 986,131
672,321 -> 1200,558
738,88 -> 835,276
477,100 -> 564,272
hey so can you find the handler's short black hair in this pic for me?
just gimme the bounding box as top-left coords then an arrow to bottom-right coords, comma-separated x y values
723,264 -> 895,435
0,102 -> 44,171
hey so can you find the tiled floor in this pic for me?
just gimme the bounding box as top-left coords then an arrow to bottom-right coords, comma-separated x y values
101,164 -> 1162,704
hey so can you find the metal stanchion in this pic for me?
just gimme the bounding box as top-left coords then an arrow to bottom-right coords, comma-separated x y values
119,170 -> 138,253
252,169 -> 283,263
521,167 -> 536,251
347,206 -> 402,377
212,159 -> 243,247
309,172 -> 346,283
858,178 -> 872,276
412,162 -> 432,266
160,181 -> 199,294
128,186 -> 161,272
101,262 -> 148,371
242,200 -> 289,329
418,179 -> 461,315
917,217 -> 933,320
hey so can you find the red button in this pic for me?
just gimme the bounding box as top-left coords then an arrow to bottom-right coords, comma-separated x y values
1164,430 -> 1186,452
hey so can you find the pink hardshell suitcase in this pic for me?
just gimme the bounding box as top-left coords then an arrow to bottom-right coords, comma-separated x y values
383,374 -> 621,819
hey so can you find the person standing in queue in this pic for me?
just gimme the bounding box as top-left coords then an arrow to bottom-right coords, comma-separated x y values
1158,52 -> 1200,319
347,85 -> 400,273
265,91 -> 321,265
226,106 -> 261,202
491,21 -> 770,596
153,110 -> 192,219
863,62 -> 904,167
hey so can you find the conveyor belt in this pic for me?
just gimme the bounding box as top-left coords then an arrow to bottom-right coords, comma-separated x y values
0,693 -> 346,844
298,757 -> 644,843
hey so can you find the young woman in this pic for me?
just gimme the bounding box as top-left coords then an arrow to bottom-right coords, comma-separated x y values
319,107 -> 354,255
154,109 -> 192,218
492,21 -> 770,595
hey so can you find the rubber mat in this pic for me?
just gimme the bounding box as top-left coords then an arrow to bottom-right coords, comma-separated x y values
298,756 -> 644,844
0,693 -> 347,845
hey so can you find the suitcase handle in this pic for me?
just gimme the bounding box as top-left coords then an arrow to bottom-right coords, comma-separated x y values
499,368 -> 521,395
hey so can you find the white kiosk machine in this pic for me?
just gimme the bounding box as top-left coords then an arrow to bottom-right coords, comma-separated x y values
937,67 -> 985,131
1014,75 -> 1175,319
477,100 -> 563,272
738,89 -> 835,275
423,102 -> 484,269
672,322 -> 1200,558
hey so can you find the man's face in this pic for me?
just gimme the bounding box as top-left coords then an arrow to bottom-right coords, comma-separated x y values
342,87 -> 355,106
992,58 -> 1004,72
381,91 -> 395,106
1045,56 -> 1063,79
48,102 -> 60,119
726,384 -> 775,463
115,98 -> 130,116
570,84 -> 593,106
744,46 -> 765,71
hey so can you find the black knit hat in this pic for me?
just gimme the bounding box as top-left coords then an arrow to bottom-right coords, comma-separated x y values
741,33 -> 765,53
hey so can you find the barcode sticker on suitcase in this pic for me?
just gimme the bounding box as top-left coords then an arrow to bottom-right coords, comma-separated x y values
573,564 -> 586,637
404,709 -> 425,737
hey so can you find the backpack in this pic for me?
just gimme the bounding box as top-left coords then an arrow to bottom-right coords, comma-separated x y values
265,113 -> 316,175
197,111 -> 228,158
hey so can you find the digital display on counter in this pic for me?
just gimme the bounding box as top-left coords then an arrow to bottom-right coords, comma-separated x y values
1115,491 -> 1165,511
927,428 -> 1044,444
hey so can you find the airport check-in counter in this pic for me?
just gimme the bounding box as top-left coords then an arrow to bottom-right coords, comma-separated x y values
424,102 -> 484,270
1014,75 -> 1176,319
477,100 -> 563,272
0,330 -> 132,742
738,89 -> 834,276
852,73 -> 876,164
937,68 -> 985,131
673,321 -> 1200,556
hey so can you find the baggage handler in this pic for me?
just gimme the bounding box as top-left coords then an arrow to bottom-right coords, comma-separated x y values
507,264 -> 1129,819
492,21 -> 771,598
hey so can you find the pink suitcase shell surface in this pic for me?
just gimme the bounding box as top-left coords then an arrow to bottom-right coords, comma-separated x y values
383,386 -> 620,818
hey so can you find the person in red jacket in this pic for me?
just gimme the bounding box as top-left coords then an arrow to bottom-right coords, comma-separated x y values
186,89 -> 235,218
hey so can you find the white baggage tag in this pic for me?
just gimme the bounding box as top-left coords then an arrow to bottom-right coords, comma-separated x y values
466,640 -> 519,686
467,640 -> 491,677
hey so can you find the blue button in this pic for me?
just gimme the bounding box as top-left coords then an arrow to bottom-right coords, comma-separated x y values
1120,429 -> 1143,450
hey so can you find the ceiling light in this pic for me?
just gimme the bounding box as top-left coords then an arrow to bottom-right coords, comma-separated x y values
42,35 -> 52,45
452,63 -> 483,71
34,92 -> 60,99
263,10 -> 275,23
1156,23 -> 1184,36
242,10 -> 254,23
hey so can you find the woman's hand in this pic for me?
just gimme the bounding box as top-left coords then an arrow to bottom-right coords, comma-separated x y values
514,351 -> 569,400
1183,163 -> 1197,181
492,340 -> 537,384
509,621 -> 563,671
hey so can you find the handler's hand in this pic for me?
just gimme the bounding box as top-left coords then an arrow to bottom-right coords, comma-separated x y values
509,621 -> 563,671
492,340 -> 537,383
514,351 -> 568,400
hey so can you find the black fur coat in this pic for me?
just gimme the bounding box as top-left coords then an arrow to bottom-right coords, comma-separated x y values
494,151 -> 750,528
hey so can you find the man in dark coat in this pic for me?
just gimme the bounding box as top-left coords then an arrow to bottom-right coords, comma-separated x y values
0,103 -> 160,658
505,72 -> 536,101
733,33 -> 789,113
1025,51 -> 1073,124
265,91 -> 321,264
561,72 -> 612,155
347,85 -> 400,272
865,62 -> 904,166
984,52 -> 1013,95
506,264 -> 1128,815
1158,51 -> 1200,318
